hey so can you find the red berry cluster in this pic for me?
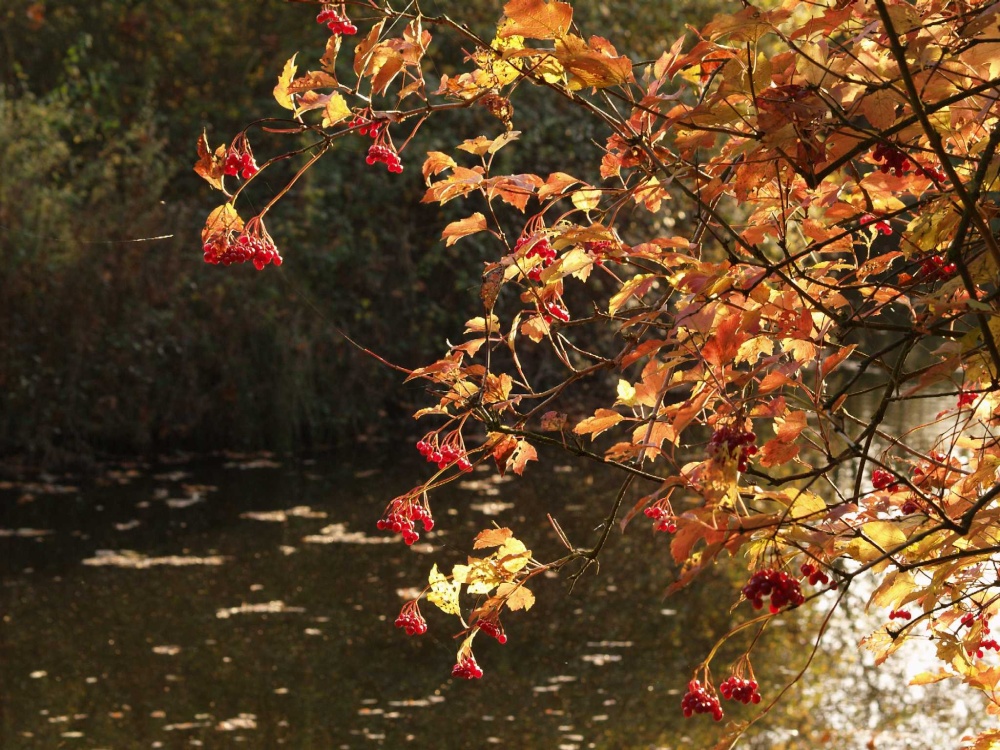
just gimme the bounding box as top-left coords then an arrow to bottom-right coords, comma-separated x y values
395,601 -> 428,636
366,143 -> 403,173
223,145 -> 259,180
203,221 -> 283,271
377,494 -> 434,545
475,619 -> 508,644
719,676 -> 761,705
976,639 -> 1000,658
316,7 -> 357,35
871,468 -> 900,492
742,569 -> 805,613
860,213 -> 892,236
681,679 -> 723,721
543,301 -> 570,323
900,498 -> 920,515
585,240 -> 614,267
709,425 -> 758,472
516,235 -> 556,281
872,143 -> 912,177
349,114 -> 385,139
416,439 -> 473,472
957,391 -> 977,409
799,562 -> 830,587
452,653 -> 484,680
961,612 -> 978,628
916,254 -> 958,282
644,505 -> 678,533
889,609 -> 912,621
915,164 -> 947,182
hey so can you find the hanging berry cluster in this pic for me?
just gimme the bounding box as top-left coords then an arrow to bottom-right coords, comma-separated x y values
584,239 -> 614,266
799,562 -> 830,587
681,680 -> 723,721
871,468 -> 900,492
366,143 -> 403,173
377,493 -> 434,545
395,601 -> 428,636
742,569 -> 805,613
872,143 -> 912,177
349,113 -> 386,139
516,234 -> 556,281
223,141 -> 259,180
452,653 -> 484,680
416,438 -> 473,472
203,218 -> 283,270
475,618 -> 508,644
916,254 -> 958,282
644,504 -> 677,533
542,300 -> 570,323
719,676 -> 761,705
860,213 -> 892,236
708,425 -> 758,472
316,6 -> 357,35
958,390 -> 977,409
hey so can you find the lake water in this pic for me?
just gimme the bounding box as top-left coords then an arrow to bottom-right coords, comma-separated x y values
0,445 -> 985,748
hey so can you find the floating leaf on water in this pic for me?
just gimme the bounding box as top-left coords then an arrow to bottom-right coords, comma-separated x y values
216,714 -> 257,731
215,601 -> 304,619
152,645 -> 181,656
82,551 -> 228,569
303,523 -> 394,544
0,528 -> 54,538
241,506 -> 327,522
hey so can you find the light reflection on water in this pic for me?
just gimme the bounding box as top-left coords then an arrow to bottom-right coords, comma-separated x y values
0,434 -> 990,748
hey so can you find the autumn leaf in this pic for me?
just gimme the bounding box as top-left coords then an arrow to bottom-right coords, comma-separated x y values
452,559 -> 504,595
273,54 -> 299,110
574,409 -> 624,438
201,203 -> 243,242
553,34 -> 633,90
443,213 -> 488,247
497,536 -> 531,573
507,439 -> 537,476
321,92 -> 351,127
500,0 -> 573,40
426,564 -> 461,616
498,581 -> 535,611
194,131 -> 227,191
474,527 -> 514,549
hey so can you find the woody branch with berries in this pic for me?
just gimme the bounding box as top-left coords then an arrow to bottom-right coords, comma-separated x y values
196,0 -> 1000,744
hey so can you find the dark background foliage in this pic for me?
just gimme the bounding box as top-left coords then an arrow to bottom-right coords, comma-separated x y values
0,0 -> 724,466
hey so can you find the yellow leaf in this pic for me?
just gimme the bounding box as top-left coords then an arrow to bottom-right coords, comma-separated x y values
608,274 -> 657,316
321,92 -> 351,128
735,336 -> 774,364
426,564 -> 461,616
273,54 -> 298,110
452,559 -> 504,595
473,527 -> 514,549
442,213 -> 488,247
500,0 -> 573,40
554,34 -> 633,90
202,203 -> 243,242
616,379 -> 638,407
571,187 -> 601,212
909,670 -> 955,686
498,537 -> 531,573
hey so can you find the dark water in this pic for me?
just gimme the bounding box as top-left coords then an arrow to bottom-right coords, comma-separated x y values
0,448 -> 980,749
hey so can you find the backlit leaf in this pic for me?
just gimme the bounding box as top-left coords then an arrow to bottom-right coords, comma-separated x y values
500,0 -> 573,40
426,564 -> 461,616
273,54 -> 299,110
443,213 -> 488,247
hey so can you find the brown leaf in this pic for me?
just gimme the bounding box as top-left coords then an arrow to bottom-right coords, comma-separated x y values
499,582 -> 535,611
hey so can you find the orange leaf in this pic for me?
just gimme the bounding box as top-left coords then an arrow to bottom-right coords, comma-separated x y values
474,527 -> 514,549
500,0 -> 573,39
820,344 -> 857,379
507,439 -> 537,476
194,131 -> 227,191
573,409 -> 624,438
443,213 -> 488,247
